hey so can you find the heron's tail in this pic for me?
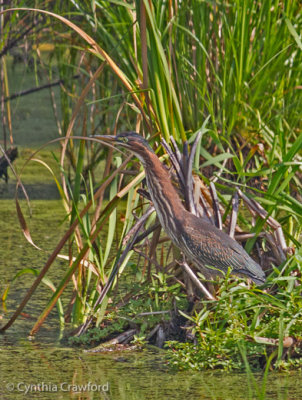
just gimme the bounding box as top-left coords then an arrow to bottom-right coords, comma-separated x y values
238,257 -> 266,285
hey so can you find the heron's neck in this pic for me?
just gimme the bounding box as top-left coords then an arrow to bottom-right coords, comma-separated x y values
139,151 -> 185,219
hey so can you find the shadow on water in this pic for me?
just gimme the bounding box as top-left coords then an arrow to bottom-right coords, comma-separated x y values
0,183 -> 60,200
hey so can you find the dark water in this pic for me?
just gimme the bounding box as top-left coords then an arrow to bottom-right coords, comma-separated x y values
3,60 -> 61,147
1,63 -> 301,400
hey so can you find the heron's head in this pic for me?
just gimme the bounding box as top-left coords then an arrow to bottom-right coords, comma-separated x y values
94,131 -> 154,161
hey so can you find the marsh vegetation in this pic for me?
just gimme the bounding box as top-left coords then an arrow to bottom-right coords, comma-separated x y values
0,0 -> 301,379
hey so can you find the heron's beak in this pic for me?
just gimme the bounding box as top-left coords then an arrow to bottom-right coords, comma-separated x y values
90,135 -> 126,153
91,135 -> 116,143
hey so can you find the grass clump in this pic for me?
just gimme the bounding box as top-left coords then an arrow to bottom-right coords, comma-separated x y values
69,321 -> 127,347
165,261 -> 302,371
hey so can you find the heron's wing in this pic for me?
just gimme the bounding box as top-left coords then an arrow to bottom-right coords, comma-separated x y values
181,214 -> 265,282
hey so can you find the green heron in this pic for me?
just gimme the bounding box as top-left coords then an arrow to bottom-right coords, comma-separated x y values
96,132 -> 266,285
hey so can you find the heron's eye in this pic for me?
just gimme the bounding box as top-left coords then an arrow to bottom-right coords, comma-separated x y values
121,137 -> 128,144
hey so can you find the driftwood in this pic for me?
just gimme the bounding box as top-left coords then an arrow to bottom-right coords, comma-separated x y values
0,147 -> 18,182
